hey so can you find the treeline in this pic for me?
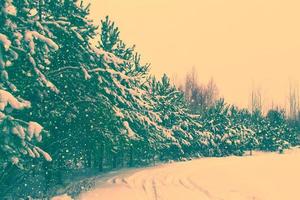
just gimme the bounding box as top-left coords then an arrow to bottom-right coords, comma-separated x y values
0,0 -> 299,198
180,69 -> 299,155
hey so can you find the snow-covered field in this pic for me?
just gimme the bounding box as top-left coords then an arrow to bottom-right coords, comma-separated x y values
59,148 -> 300,200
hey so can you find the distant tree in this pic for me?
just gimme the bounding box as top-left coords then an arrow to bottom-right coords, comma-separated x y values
206,78 -> 219,107
183,67 -> 218,114
288,82 -> 299,120
250,86 -> 262,113
250,109 -> 298,152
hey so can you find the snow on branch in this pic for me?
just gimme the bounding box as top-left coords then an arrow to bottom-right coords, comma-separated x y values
24,31 -> 59,54
3,0 -> 17,16
0,90 -> 31,111
28,121 -> 43,141
0,33 -> 11,51
91,45 -> 127,65
33,66 -> 59,93
35,147 -> 52,161
123,121 -> 137,139
89,63 -> 135,81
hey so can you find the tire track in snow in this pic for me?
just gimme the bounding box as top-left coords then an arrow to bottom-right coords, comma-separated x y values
101,167 -> 219,200
178,177 -> 193,190
187,177 -> 216,200
152,179 -> 159,200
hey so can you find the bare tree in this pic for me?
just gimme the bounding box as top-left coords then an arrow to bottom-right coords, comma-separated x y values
250,86 -> 262,113
288,81 -> 299,120
170,73 -> 179,86
183,67 -> 218,113
184,67 -> 199,103
206,78 -> 219,107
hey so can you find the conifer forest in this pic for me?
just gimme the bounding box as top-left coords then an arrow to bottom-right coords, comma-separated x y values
0,0 -> 299,199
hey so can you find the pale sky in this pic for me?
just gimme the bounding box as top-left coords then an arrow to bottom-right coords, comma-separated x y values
87,0 -> 300,109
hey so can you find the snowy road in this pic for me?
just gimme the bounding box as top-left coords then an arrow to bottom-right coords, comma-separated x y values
78,149 -> 300,200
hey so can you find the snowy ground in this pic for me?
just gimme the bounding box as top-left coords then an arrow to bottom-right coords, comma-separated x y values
57,148 -> 300,200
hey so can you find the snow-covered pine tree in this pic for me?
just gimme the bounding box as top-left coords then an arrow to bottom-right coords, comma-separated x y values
89,16 -> 170,166
247,109 -> 296,152
200,100 -> 257,156
0,2 -> 109,195
0,0 -> 57,171
262,109 -> 292,152
31,0 -> 103,170
200,99 -> 229,156
150,74 -> 204,160
229,107 -> 258,155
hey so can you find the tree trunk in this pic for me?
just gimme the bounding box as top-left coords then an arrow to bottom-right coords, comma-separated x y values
98,143 -> 104,171
86,149 -> 92,168
129,146 -> 134,167
112,153 -> 117,169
